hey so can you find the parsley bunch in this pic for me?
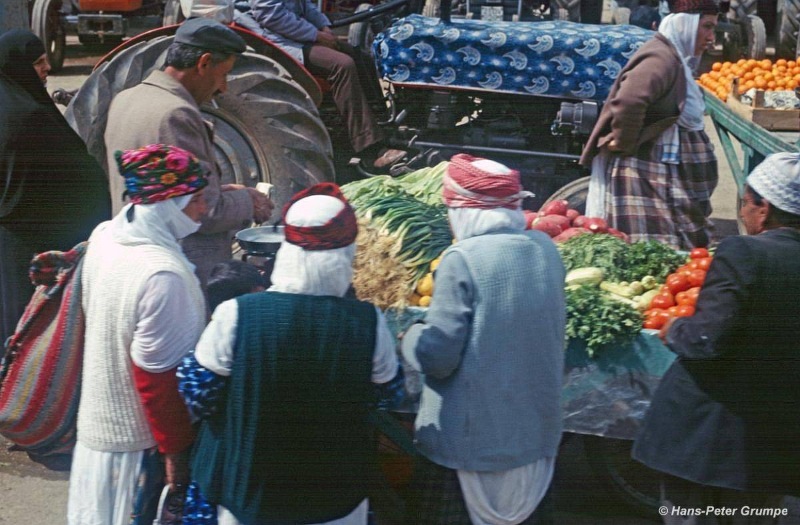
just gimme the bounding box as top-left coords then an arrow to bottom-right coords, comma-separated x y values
565,286 -> 643,357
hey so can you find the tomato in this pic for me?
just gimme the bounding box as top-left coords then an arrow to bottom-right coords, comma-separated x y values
687,260 -> 701,270
687,286 -> 701,300
676,304 -> 696,317
675,265 -> 693,277
666,273 -> 691,295
667,306 -> 680,317
650,292 -> 676,310
695,257 -> 713,271
643,317 -> 664,330
675,290 -> 690,306
643,309 -> 670,329
688,269 -> 707,288
690,247 -> 710,259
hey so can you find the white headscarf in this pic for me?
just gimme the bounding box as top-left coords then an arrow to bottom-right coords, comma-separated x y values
111,193 -> 201,270
268,194 -> 356,297
448,207 -> 527,242
658,12 -> 706,131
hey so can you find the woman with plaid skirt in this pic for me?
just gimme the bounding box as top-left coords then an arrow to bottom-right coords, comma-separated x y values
580,0 -> 720,250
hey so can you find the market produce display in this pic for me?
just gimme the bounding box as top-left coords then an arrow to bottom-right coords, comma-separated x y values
699,58 -> 800,101
345,161 -> 693,357
557,232 -> 686,356
642,247 -> 713,330
524,200 -> 629,243
343,163 -> 452,309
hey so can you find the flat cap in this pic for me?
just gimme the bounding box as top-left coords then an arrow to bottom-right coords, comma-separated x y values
174,17 -> 246,55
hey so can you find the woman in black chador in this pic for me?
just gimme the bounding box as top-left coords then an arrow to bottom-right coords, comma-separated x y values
0,29 -> 111,352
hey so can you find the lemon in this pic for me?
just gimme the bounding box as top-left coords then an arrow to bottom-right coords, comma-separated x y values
408,293 -> 421,306
418,295 -> 432,307
430,257 -> 441,271
416,273 -> 434,296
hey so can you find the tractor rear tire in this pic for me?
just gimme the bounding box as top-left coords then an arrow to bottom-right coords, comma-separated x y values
64,35 -> 334,213
31,0 -> 65,73
777,0 -> 800,60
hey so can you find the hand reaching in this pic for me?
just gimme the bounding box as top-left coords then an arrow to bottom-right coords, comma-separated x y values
247,187 -> 275,224
316,28 -> 339,50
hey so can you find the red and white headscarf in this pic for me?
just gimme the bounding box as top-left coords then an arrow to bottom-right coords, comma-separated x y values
443,155 -> 530,241
443,154 -> 532,210
282,182 -> 358,250
270,183 -> 358,297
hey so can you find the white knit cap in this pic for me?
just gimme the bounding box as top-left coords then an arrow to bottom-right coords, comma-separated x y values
747,152 -> 800,216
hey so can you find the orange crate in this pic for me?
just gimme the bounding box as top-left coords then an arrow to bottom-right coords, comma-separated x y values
79,0 -> 142,11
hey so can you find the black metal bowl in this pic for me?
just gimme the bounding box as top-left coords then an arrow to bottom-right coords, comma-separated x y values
235,225 -> 285,256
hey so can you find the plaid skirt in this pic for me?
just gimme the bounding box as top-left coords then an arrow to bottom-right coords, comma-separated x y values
404,456 -> 552,525
603,129 -> 718,250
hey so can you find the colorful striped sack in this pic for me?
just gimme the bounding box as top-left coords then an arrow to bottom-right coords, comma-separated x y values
0,242 -> 87,455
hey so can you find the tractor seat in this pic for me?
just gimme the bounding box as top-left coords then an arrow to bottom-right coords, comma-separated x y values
373,14 -> 653,102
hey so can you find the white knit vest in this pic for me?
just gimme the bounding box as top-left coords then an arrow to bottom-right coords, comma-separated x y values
77,225 -> 204,452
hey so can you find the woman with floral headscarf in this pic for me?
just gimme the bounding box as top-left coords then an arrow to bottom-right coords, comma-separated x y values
580,0 -> 719,250
0,29 -> 111,352
68,144 -> 208,525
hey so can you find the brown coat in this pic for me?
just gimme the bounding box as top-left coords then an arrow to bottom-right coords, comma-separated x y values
580,34 -> 687,166
104,70 -> 254,288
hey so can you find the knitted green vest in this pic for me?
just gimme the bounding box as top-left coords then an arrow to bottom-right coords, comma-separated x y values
191,292 -> 377,524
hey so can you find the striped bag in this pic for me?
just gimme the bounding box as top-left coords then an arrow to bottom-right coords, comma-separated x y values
0,242 -> 87,455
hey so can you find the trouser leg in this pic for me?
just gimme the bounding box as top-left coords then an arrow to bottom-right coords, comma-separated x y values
304,43 -> 383,153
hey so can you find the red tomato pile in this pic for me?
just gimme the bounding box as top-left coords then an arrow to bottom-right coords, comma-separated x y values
642,247 -> 712,330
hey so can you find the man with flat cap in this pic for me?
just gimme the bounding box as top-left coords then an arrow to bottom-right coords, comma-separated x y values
632,152 -> 800,524
104,17 -> 274,291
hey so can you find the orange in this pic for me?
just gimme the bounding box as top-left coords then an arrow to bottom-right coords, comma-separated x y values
760,59 -> 772,69
743,71 -> 755,81
711,62 -> 722,71
755,77 -> 767,89
768,80 -> 777,90
777,58 -> 788,67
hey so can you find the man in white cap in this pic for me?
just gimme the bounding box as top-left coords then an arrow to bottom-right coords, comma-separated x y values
177,182 -> 404,525
633,152 -> 800,523
401,154 -> 566,525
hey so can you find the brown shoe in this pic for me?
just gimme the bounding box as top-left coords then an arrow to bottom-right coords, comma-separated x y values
372,148 -> 406,169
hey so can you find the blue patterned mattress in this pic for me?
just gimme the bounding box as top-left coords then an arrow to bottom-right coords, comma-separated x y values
373,15 -> 654,102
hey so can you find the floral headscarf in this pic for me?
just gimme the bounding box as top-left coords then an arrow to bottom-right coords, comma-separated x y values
115,144 -> 208,205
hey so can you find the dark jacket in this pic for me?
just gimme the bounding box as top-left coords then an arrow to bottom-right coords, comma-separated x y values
580,33 -> 686,166
632,228 -> 800,496
191,291 -> 378,524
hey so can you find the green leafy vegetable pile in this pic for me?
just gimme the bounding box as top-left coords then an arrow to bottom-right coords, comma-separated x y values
558,235 -> 685,283
565,286 -> 643,357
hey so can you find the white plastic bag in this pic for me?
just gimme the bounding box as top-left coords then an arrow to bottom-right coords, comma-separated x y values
179,0 -> 235,23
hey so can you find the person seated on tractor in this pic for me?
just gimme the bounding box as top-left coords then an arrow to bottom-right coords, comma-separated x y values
242,0 -> 406,172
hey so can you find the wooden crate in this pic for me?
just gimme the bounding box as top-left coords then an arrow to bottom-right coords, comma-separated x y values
726,79 -> 800,131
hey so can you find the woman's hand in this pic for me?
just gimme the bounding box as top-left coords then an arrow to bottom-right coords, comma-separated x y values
607,139 -> 622,153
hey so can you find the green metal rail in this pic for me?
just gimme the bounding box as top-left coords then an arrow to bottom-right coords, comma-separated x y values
703,92 -> 800,197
